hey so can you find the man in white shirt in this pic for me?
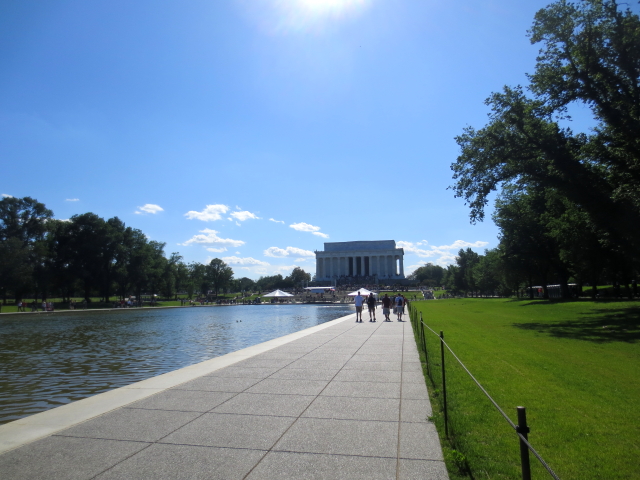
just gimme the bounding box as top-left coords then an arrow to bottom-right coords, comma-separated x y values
395,295 -> 404,321
354,291 -> 365,322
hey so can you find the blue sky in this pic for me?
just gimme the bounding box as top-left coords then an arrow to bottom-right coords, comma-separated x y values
0,0 -> 595,279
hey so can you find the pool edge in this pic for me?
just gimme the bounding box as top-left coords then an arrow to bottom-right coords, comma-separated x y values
0,311 -> 355,454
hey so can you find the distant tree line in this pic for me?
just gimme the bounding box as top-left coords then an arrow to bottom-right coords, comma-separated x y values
0,196 -> 310,303
447,0 -> 640,299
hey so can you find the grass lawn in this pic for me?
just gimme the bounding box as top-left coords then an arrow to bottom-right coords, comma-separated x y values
409,298 -> 640,480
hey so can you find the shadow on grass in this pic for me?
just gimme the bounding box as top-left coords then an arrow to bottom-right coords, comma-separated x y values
513,306 -> 640,343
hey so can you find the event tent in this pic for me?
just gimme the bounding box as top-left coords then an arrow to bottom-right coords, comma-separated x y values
262,289 -> 294,297
347,288 -> 378,297
304,287 -> 335,293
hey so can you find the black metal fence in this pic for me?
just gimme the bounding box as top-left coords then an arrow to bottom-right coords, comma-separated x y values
408,303 -> 560,480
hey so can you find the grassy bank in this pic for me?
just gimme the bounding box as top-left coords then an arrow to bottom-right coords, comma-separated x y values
409,298 -> 640,480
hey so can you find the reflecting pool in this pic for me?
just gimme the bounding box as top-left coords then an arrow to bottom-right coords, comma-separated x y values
0,304 -> 354,425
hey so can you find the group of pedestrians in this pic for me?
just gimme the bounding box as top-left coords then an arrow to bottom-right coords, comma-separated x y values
16,301 -> 55,312
353,291 -> 407,323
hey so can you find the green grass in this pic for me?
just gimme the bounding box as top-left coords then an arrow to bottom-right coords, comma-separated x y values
409,298 -> 640,480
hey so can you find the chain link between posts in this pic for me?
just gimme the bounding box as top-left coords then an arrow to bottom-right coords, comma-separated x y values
411,305 -> 561,480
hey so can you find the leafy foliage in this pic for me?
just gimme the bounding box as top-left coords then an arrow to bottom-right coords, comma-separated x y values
451,0 -> 640,296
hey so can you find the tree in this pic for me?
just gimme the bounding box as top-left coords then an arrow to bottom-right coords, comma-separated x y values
286,267 -> 311,288
456,248 -> 481,295
187,262 -> 205,299
408,263 -> 445,286
236,277 -> 256,293
442,265 -> 460,293
206,259 -> 234,296
0,196 -> 53,301
0,196 -> 53,245
0,237 -> 32,302
451,0 -> 640,265
256,274 -> 286,292
473,249 -> 504,297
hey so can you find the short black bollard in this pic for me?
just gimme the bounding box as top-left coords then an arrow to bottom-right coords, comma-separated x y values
440,330 -> 448,437
516,406 -> 531,480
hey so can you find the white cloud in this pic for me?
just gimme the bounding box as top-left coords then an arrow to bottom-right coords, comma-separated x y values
2,194 -> 13,198
181,229 -> 245,247
135,204 -> 164,215
295,257 -> 308,262
290,222 -> 328,238
65,198 -> 79,202
231,210 -> 260,221
398,240 -> 490,267
206,247 -> 227,253
406,264 -> 425,273
264,246 -> 315,258
222,256 -> 270,266
185,204 -> 229,221
274,264 -> 301,273
290,222 -> 320,233
269,218 -> 285,224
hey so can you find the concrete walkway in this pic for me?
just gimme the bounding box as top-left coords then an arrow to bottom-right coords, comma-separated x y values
0,312 -> 448,479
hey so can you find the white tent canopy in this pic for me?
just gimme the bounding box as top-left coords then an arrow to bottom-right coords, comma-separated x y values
304,287 -> 335,293
262,289 -> 294,297
347,288 -> 377,297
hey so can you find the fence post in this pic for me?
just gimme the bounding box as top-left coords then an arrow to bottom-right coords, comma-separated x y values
516,406 -> 531,480
440,330 -> 448,437
421,313 -> 431,378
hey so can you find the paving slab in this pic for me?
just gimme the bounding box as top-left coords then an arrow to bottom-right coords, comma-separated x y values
400,398 -> 433,423
172,375 -> 263,392
160,412 -> 296,449
57,408 -> 200,442
94,444 -> 266,480
302,395 -> 400,422
398,458 -> 450,480
0,436 -> 149,480
320,380 -> 401,399
212,392 -> 315,417
246,451 -> 397,480
124,389 -> 236,412
273,417 -> 398,457
0,309 -> 449,479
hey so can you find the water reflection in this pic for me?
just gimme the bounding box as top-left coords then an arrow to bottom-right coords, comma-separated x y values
0,305 -> 354,424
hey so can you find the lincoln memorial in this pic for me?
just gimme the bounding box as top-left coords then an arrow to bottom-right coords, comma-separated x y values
315,240 -> 405,283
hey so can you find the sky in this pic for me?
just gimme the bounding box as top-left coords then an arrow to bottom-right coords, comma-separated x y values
0,0 -> 601,280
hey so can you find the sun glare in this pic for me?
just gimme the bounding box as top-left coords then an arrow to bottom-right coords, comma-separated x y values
245,0 -> 371,34
298,0 -> 368,15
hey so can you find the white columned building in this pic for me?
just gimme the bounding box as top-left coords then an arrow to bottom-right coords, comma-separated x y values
314,240 -> 405,283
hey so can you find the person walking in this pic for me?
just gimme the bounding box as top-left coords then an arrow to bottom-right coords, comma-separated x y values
366,292 -> 377,322
381,294 -> 392,321
354,291 -> 365,322
395,294 -> 404,321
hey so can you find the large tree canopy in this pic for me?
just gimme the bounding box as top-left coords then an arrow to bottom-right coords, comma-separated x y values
451,0 -> 640,259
